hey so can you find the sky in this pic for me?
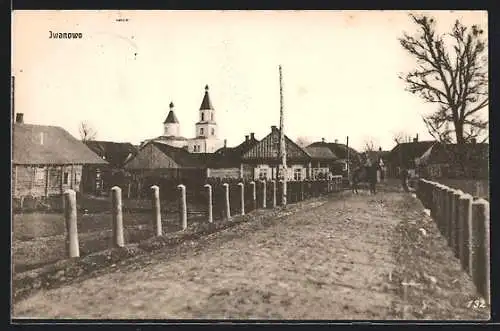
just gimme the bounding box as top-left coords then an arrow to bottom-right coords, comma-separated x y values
12,10 -> 488,151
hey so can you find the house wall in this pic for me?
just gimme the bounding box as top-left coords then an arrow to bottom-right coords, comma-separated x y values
187,137 -> 224,154
12,164 -> 83,198
252,163 -> 308,181
207,167 -> 241,179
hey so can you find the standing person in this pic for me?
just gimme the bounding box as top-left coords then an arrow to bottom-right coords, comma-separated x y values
401,167 -> 409,192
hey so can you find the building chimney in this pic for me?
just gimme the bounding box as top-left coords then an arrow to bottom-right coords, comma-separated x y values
271,125 -> 277,132
379,147 -> 382,152
245,135 -> 249,142
224,139 -> 227,148
16,113 -> 24,124
250,132 -> 255,140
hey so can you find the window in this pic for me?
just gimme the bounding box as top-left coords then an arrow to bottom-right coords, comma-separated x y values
63,172 -> 69,185
259,168 -> 268,180
294,168 -> 302,181
201,112 -> 205,121
211,113 -> 214,121
35,167 -> 46,181
211,128 -> 215,136
200,128 -> 204,136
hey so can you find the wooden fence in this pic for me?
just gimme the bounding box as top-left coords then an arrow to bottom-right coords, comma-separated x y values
416,178 -> 490,306
60,175 -> 343,259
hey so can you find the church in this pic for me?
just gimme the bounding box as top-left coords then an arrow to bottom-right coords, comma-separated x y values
144,85 -> 225,154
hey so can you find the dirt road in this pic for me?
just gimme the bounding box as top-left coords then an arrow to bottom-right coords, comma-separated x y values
12,189 -> 488,320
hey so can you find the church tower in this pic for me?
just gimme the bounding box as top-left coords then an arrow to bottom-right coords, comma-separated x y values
195,85 -> 218,138
163,102 -> 180,137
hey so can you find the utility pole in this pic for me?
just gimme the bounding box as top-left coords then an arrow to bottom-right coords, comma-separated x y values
346,136 -> 350,179
279,65 -> 287,206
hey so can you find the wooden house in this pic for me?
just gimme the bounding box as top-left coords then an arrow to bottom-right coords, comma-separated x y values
303,146 -> 338,179
242,125 -> 315,181
386,139 -> 435,178
83,140 -> 138,194
416,141 -> 489,180
12,114 -> 108,201
123,141 -> 206,195
307,139 -> 361,177
207,133 -> 260,180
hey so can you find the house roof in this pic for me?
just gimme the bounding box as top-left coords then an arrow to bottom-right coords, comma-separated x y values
387,140 -> 435,166
210,137 -> 260,167
13,123 -> 108,165
163,110 -> 179,124
85,141 -> 138,168
418,142 -> 489,165
242,127 -> 311,162
150,141 -> 206,168
199,85 -> 214,110
304,146 -> 338,160
307,141 -> 361,164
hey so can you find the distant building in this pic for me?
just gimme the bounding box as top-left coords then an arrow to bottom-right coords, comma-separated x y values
207,133 -> 260,180
83,141 -> 138,193
416,140 -> 489,179
12,113 -> 107,200
242,125 -> 322,181
307,139 -> 362,176
386,136 -> 435,177
143,85 -> 225,154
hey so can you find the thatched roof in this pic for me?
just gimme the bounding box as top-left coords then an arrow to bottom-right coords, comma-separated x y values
13,123 -> 108,165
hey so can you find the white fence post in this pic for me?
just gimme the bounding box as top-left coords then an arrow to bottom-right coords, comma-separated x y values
177,184 -> 187,230
204,184 -> 213,223
111,186 -> 125,247
151,185 -> 162,236
63,189 -> 79,258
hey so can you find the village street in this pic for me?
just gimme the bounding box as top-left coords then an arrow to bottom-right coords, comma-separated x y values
13,185 -> 488,320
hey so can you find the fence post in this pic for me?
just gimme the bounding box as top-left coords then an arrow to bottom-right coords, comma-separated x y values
223,183 -> 231,220
261,180 -> 267,208
63,189 -> 79,258
250,181 -> 256,210
177,184 -> 187,230
238,182 -> 245,215
271,180 -> 277,208
300,180 -> 305,200
111,186 -> 125,247
458,193 -> 473,272
443,186 -> 451,245
471,198 -> 490,306
204,184 -> 213,223
452,190 -> 463,257
447,188 -> 456,248
151,185 -> 162,236
437,185 -> 447,234
431,183 -> 439,220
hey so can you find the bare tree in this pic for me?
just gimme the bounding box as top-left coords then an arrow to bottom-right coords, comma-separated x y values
296,136 -> 313,148
399,14 -> 488,145
363,139 -> 376,153
393,131 -> 413,145
79,121 -> 97,142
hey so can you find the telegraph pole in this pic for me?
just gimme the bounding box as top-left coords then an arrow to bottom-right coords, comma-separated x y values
279,65 -> 287,206
346,136 -> 350,179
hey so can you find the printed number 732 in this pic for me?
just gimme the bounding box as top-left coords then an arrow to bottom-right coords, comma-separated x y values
467,299 -> 486,309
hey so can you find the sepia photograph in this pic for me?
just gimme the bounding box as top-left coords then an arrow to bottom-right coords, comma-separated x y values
11,10 -> 489,320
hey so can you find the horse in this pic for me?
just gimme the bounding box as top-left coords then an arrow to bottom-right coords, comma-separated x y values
351,164 -> 380,195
